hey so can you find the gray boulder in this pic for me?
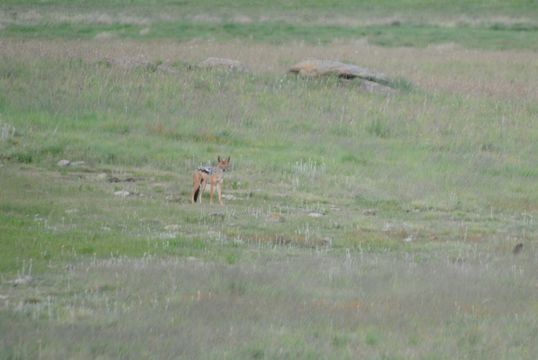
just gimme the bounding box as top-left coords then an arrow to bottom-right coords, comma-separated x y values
289,59 -> 393,91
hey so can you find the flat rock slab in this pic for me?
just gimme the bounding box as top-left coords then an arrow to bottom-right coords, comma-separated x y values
359,80 -> 397,95
114,190 -> 131,197
8,275 -> 32,286
289,59 -> 390,85
198,57 -> 250,72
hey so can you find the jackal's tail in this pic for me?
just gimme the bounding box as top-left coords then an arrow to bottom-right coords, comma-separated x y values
193,184 -> 201,202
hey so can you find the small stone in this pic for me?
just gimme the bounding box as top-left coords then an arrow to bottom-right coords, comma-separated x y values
57,159 -> 70,167
363,209 -> 377,216
9,275 -> 32,286
114,190 -> 130,197
308,212 -> 323,218
164,224 -> 181,231
165,195 -> 181,202
359,80 -> 397,95
210,212 -> 225,219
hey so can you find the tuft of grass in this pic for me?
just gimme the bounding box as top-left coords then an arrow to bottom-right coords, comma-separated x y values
365,329 -> 382,346
366,118 -> 391,138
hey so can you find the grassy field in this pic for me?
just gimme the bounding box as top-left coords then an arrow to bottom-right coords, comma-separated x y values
1,0 -> 538,359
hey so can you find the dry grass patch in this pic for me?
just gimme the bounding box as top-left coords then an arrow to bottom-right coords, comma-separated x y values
2,38 -> 536,102
2,251 -> 538,358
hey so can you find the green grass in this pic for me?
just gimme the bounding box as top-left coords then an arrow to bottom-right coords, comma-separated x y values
3,21 -> 538,51
3,0 -> 538,51
3,0 -> 538,18
2,247 -> 538,359
1,51 -> 536,273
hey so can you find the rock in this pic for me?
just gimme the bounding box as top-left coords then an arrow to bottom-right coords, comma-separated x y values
199,57 -> 249,72
96,173 -> 108,180
288,59 -> 399,94
165,194 -> 181,202
8,275 -> 32,286
210,212 -> 225,219
113,190 -> 130,197
362,209 -> 377,216
360,80 -> 397,95
164,224 -> 181,231
222,194 -> 236,201
108,176 -> 136,183
289,59 -> 390,84
57,159 -> 70,167
308,212 -> 323,218
156,64 -> 179,74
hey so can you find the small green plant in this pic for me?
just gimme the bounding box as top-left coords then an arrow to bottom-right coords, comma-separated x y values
365,330 -> 382,346
366,118 -> 390,138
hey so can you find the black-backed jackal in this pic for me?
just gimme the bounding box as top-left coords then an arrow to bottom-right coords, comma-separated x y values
191,156 -> 231,205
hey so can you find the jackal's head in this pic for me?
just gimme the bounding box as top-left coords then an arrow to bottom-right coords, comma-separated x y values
217,156 -> 231,172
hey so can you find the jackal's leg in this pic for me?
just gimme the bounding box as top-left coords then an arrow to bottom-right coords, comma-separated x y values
199,179 -> 207,204
217,183 -> 223,205
191,172 -> 200,203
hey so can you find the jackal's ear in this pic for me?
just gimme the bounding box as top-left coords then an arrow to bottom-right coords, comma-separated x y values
218,156 -> 221,162
227,156 -> 231,162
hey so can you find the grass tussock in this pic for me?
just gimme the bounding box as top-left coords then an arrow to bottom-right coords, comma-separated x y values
2,253 -> 538,359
